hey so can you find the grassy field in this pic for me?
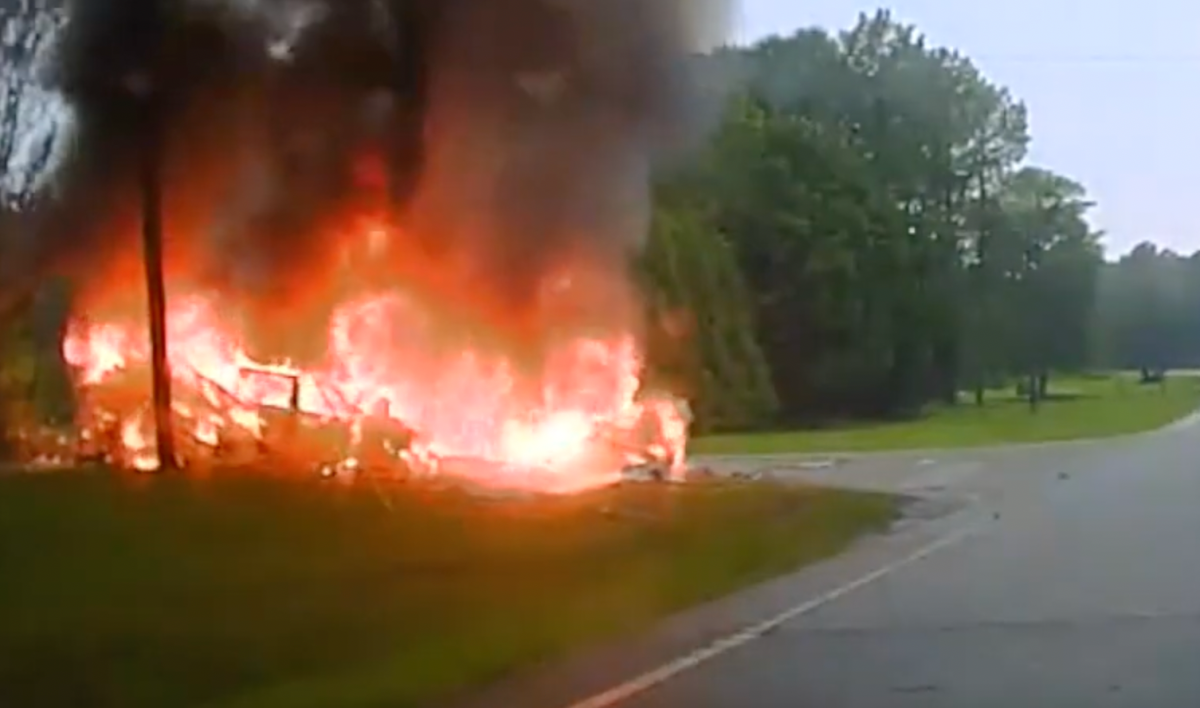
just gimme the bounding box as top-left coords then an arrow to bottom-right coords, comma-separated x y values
0,471 -> 894,708
692,373 -> 1200,456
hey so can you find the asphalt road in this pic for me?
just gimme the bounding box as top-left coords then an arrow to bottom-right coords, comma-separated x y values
624,417 -> 1200,708
457,413 -> 1200,708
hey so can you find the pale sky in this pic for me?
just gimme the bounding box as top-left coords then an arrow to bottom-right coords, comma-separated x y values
736,0 -> 1200,257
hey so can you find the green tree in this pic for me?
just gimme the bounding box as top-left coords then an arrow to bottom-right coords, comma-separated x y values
1094,243 -> 1200,374
650,10 -> 1105,426
988,167 -> 1102,404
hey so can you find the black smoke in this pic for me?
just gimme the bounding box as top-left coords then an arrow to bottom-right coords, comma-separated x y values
1,0 -> 731,355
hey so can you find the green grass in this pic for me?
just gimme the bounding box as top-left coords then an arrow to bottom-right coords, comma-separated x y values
0,471 -> 894,708
692,373 -> 1200,456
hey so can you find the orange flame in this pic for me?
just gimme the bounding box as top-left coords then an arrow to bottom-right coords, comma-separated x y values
61,220 -> 688,494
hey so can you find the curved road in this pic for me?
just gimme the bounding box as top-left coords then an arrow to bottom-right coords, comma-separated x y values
459,413 -> 1200,708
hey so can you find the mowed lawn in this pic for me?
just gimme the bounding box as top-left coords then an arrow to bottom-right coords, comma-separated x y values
0,471 -> 894,708
692,373 -> 1200,456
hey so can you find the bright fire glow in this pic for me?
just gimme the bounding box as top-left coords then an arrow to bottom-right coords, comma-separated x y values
60,219 -> 689,494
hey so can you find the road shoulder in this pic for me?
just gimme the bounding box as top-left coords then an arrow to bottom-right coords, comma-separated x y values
445,491 -> 986,708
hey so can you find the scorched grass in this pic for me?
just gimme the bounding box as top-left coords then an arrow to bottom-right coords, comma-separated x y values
0,470 -> 894,708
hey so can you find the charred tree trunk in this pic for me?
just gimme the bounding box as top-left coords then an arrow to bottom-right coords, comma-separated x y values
139,83 -> 176,471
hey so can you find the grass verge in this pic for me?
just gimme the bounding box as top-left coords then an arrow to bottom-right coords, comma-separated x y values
0,471 -> 894,708
692,373 -> 1200,456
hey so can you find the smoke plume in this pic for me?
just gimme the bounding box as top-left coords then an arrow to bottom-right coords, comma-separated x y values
2,0 -> 732,359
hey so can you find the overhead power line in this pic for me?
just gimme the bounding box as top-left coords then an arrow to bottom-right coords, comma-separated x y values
972,53 -> 1200,65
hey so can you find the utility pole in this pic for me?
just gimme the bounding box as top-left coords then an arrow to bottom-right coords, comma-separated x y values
129,70 -> 176,471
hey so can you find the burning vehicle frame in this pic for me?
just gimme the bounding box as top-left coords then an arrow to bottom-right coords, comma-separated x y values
54,333 -> 696,494
68,361 -> 421,476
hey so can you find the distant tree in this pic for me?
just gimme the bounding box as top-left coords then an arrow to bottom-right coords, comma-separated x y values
1094,243 -> 1200,374
641,9 -> 1111,427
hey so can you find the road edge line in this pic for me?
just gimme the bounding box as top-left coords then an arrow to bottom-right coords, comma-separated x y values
561,521 -> 983,708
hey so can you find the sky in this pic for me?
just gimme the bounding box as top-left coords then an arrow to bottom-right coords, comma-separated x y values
735,0 -> 1200,257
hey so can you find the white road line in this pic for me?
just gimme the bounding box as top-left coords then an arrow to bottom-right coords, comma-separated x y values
561,522 -> 983,708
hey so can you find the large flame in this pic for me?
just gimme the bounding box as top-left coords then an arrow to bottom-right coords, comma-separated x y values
59,216 -> 689,494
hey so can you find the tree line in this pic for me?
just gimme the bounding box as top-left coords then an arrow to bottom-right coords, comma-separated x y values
1094,243 -> 1200,375
639,10 -> 1119,432
0,6 -> 1189,442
